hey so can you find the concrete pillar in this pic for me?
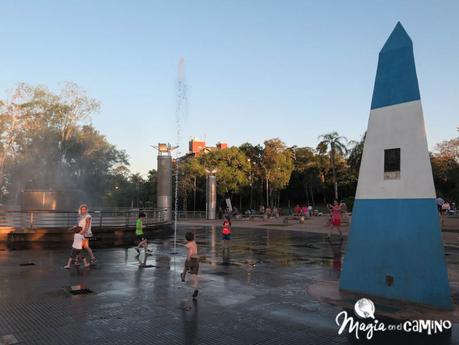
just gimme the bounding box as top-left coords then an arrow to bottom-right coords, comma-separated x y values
206,175 -> 217,220
157,154 -> 172,222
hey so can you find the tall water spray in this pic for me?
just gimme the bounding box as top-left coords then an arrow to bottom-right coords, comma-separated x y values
173,58 -> 187,254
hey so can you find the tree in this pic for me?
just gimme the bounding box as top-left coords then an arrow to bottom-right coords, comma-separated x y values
317,132 -> 348,200
239,142 -> 263,165
431,137 -> 459,202
0,85 -> 32,193
290,146 -> 322,205
175,157 -> 205,211
0,83 -> 127,207
143,169 -> 157,208
239,143 -> 264,208
199,147 -> 250,198
435,137 -> 459,162
262,138 -> 294,207
347,133 -> 366,176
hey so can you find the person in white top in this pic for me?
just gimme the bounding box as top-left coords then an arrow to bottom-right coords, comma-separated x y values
442,202 -> 451,213
78,204 -> 96,263
64,226 -> 90,269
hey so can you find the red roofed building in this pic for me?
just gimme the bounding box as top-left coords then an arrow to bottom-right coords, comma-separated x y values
184,138 -> 228,158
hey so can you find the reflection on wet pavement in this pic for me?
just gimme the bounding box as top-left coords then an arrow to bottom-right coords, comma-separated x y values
0,225 -> 458,344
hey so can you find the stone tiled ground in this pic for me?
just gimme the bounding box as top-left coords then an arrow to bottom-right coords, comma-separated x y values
0,225 -> 458,345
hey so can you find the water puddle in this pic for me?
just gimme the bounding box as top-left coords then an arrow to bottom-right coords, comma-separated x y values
19,262 -> 35,266
68,284 -> 93,295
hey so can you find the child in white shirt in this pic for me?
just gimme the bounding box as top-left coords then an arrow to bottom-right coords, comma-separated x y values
64,227 -> 90,269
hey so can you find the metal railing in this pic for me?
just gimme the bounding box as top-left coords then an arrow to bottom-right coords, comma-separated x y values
0,208 -> 169,230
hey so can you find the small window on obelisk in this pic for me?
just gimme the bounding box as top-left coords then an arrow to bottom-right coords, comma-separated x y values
384,148 -> 400,180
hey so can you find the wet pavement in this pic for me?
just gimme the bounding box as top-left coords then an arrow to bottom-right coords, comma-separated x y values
0,225 -> 459,345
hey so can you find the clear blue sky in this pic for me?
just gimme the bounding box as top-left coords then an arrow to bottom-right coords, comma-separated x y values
1,0 -> 458,175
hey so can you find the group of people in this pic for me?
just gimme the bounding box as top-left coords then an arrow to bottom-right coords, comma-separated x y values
64,204 -> 96,269
293,204 -> 313,217
436,197 -> 456,227
436,197 -> 455,216
294,200 -> 347,238
265,206 -> 281,218
64,204 -> 234,300
65,205 -> 151,270
218,206 -> 240,219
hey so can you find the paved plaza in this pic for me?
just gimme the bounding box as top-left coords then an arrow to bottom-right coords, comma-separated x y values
1,225 -> 459,345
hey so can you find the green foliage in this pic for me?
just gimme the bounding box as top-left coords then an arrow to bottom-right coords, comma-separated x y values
262,138 -> 294,192
317,131 -> 348,200
174,156 -> 204,210
431,137 -> 459,202
347,133 -> 365,175
199,147 -> 251,196
0,83 -> 131,207
2,83 -> 457,211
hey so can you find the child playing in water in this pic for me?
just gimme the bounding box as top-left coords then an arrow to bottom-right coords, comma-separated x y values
135,212 -> 151,255
64,226 -> 90,269
181,231 -> 199,299
327,200 -> 343,238
222,218 -> 232,248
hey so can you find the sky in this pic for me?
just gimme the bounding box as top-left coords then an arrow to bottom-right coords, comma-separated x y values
0,0 -> 458,176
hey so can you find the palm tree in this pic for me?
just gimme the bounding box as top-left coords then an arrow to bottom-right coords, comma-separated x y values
317,132 -> 348,200
347,132 -> 366,175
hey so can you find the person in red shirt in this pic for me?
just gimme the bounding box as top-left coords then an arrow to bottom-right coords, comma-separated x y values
327,200 -> 343,239
222,218 -> 231,239
222,217 -> 232,248
294,204 -> 301,216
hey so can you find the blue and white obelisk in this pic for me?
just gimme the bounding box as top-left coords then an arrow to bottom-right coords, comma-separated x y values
340,22 -> 451,310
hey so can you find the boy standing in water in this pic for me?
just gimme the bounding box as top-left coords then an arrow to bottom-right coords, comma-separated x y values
135,212 -> 151,255
64,227 -> 90,269
181,232 -> 199,299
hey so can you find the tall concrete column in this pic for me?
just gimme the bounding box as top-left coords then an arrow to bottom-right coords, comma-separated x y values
206,175 -> 217,220
157,150 -> 172,223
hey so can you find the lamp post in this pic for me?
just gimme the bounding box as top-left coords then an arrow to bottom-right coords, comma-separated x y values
152,143 -> 178,223
205,168 -> 218,220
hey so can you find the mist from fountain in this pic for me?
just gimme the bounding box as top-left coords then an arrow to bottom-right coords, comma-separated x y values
173,58 -> 188,255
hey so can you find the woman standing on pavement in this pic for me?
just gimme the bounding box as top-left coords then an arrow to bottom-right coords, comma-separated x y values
78,204 -> 96,264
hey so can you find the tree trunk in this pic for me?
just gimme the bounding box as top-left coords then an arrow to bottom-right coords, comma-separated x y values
265,178 -> 269,207
331,146 -> 338,200
269,186 -> 273,208
0,159 -> 5,193
310,185 -> 315,207
193,176 -> 197,212
182,191 -> 188,211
